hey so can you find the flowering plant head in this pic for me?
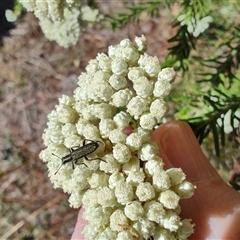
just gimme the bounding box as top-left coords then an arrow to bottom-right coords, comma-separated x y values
19,0 -> 103,48
40,35 -> 196,239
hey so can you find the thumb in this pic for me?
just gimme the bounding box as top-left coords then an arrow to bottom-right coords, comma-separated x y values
152,120 -> 220,181
152,120 -> 240,239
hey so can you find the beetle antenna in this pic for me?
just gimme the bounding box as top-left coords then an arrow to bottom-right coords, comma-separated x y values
52,153 -> 63,175
52,153 -> 61,159
54,163 -> 63,175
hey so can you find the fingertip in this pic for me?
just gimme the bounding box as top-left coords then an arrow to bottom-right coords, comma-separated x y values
152,120 -> 220,181
71,207 -> 87,240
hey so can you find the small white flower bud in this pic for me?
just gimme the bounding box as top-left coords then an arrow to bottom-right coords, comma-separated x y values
91,81 -> 114,101
74,85 -> 89,102
97,53 -> 112,72
81,105 -> 97,121
47,1 -> 63,21
126,132 -> 143,151
158,67 -> 176,82
97,186 -> 116,207
120,38 -> 134,47
108,45 -> 119,58
126,169 -> 145,186
98,227 -> 118,240
110,209 -> 129,231
89,170 -> 109,188
113,143 -> 132,163
82,224 -> 101,240
83,156 -> 100,171
94,103 -> 114,119
82,190 -> 99,208
132,218 -> 155,240
122,156 -> 140,174
109,172 -> 125,189
74,99 -> 89,115
82,123 -> 100,139
58,95 -> 75,106
44,127 -> 64,145
86,59 -> 100,73
39,148 -> 51,163
93,70 -> 111,82
173,181 -> 196,199
61,123 -> 77,137
117,231 -> 134,240
144,200 -> 165,223
115,181 -> 134,204
138,53 -> 161,77
121,46 -> 139,64
153,170 -> 171,191
99,118 -> 116,138
84,206 -> 112,226
99,153 -> 121,173
47,109 -> 58,121
153,228 -> 176,239
133,76 -> 153,98
136,182 -> 155,202
139,113 -> 157,130
159,190 -> 180,210
136,127 -> 151,143
150,99 -> 168,121
166,168 -> 186,186
76,118 -> 90,135
134,35 -> 147,52
127,96 -> 148,119
68,191 -> 83,208
144,158 -> 164,176
153,80 -> 172,97
64,135 -> 82,149
109,74 -> 127,90
109,129 -> 127,144
128,67 -> 145,81
177,219 -> 195,239
111,58 -> 128,76
113,112 -> 131,129
159,210 -> 181,232
73,167 -> 92,185
124,201 -> 144,221
56,104 -> 78,124
111,89 -> 133,107
138,143 -> 158,161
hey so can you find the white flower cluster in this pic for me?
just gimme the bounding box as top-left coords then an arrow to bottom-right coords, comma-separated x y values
178,14 -> 213,37
19,1 -> 102,48
40,35 -> 196,239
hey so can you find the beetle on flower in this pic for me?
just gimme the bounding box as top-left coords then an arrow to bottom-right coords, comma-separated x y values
40,35 -> 196,240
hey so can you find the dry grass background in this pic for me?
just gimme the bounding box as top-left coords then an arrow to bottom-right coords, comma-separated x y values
0,7 -> 175,239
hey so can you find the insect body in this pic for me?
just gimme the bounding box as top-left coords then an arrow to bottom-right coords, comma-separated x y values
52,139 -> 105,174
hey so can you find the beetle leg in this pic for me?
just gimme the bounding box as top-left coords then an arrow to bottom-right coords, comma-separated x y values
70,146 -> 80,151
75,160 -> 89,168
72,160 -> 75,170
84,155 -> 106,163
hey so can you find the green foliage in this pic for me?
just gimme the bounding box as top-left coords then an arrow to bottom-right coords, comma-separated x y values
175,78 -> 240,156
14,0 -> 24,17
110,0 -> 167,30
167,24 -> 195,71
168,1 -> 240,161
